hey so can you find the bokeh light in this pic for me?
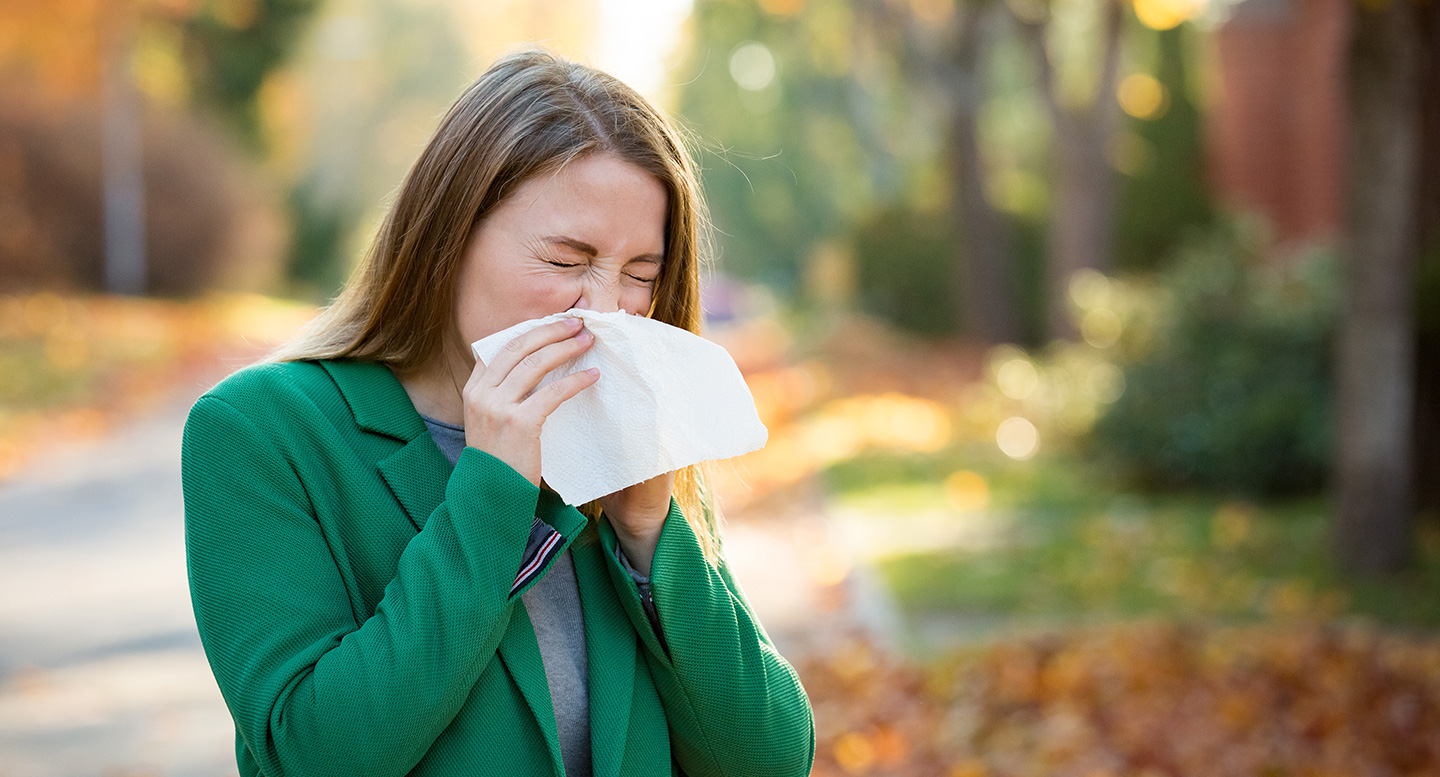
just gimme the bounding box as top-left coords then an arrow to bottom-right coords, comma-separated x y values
1118,73 -> 1169,120
1086,362 -> 1127,404
1211,502 -> 1254,550
758,0 -> 807,16
729,41 -> 777,91
908,0 -> 956,24
804,541 -> 852,586
945,470 -> 991,511
1068,268 -> 1112,311
1132,0 -> 1204,30
997,416 -> 1039,460
996,357 -> 1040,400
1080,306 -> 1123,348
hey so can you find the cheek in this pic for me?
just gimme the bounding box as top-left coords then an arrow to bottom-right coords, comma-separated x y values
551,276 -> 592,306
518,272 -> 593,318
621,285 -> 655,315
457,272 -> 578,343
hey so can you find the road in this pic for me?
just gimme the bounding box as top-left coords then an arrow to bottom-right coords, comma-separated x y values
0,387 -> 237,777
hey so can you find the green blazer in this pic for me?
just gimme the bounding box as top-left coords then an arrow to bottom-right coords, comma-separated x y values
181,359 -> 814,777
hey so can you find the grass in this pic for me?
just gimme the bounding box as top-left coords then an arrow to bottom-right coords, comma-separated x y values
822,446 -> 1440,632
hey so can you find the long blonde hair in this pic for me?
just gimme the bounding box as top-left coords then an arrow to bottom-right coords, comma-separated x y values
270,48 -> 722,560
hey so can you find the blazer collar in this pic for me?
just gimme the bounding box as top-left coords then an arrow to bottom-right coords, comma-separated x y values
319,360 -> 447,532
319,360 -> 428,442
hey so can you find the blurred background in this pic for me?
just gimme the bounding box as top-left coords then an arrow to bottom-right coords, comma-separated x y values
1,0 -> 1437,774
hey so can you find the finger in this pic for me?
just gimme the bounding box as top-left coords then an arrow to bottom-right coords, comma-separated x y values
492,328 -> 596,403
463,347 -> 489,390
477,317 -> 585,388
521,366 -> 600,420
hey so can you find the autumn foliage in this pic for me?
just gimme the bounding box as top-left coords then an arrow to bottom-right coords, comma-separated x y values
800,622 -> 1440,777
0,292 -> 313,477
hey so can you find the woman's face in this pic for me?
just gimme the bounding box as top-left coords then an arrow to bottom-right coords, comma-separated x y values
454,152 -> 668,351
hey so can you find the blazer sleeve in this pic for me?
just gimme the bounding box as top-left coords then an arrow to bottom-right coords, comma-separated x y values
182,395 -> 538,777
597,504 -> 816,777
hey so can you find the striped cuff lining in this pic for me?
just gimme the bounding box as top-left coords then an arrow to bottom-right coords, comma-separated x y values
511,516 -> 565,596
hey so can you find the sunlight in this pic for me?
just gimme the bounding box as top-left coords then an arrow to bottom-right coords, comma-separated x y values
594,0 -> 695,102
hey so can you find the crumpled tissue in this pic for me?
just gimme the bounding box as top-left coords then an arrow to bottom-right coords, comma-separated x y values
470,308 -> 767,506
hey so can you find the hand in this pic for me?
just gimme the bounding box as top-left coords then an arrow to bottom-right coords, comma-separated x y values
462,317 -> 598,486
598,471 -> 675,577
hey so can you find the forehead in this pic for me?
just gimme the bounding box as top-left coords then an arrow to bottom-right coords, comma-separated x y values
503,154 -> 668,236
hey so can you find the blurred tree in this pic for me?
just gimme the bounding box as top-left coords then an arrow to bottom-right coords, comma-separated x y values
677,0 -> 894,297
102,15 -> 148,295
1334,0 -> 1424,573
0,0 -> 107,97
258,0 -> 479,300
676,0 -> 1213,344
0,0 -> 320,115
263,0 -> 599,301
679,0 -> 1031,339
1112,23 -> 1212,273
1413,0 -> 1440,521
0,0 -> 304,295
1006,0 -> 1127,341
169,0 -> 325,150
0,0 -> 322,295
858,0 -> 1023,344
0,88 -> 284,295
679,0 -> 927,322
850,204 -> 959,335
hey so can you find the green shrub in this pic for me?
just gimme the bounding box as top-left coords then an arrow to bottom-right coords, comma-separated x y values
849,205 -> 959,336
1090,221 -> 1338,496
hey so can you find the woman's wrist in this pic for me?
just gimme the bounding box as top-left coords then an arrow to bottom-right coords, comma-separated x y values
611,522 -> 663,578
598,472 -> 675,579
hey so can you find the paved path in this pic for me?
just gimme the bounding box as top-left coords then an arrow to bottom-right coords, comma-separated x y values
0,377 -> 891,776
0,386 -> 238,777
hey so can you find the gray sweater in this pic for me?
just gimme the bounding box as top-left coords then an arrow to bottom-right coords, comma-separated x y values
421,416 -> 592,777
420,414 -> 659,771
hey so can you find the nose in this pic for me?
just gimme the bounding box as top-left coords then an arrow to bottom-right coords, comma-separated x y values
574,275 -> 623,314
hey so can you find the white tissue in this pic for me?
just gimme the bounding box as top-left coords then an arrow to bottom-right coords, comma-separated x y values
470,309 -> 768,506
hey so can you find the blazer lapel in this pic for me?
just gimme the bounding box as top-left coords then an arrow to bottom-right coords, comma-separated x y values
320,359 -> 590,773
573,537 -> 636,777
498,604 -> 567,775
319,360 -> 450,531
376,438 -> 450,532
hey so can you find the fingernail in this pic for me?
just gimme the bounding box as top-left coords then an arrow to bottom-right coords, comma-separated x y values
567,318 -> 583,329
586,368 -> 599,377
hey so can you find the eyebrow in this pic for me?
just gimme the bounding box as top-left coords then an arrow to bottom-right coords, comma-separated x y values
542,235 -> 662,264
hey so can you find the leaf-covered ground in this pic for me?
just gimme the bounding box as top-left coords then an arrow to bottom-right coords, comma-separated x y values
720,315 -> 1440,776
800,622 -> 1440,777
0,293 -> 314,478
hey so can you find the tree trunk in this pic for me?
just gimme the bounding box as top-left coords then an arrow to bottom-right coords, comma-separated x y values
1046,110 -> 1118,340
101,15 -> 147,296
1014,0 -> 1126,341
948,3 -> 1021,344
1411,0 -> 1440,519
1334,0 -> 1420,574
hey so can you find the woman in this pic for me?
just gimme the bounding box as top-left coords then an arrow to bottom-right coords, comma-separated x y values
181,48 -> 814,777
